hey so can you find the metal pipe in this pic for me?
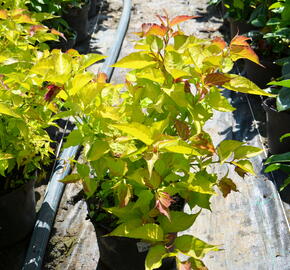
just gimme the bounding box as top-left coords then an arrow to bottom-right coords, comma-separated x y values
22,1 -> 131,268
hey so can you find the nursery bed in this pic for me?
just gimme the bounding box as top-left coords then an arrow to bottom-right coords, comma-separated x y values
41,1 -> 289,270
1,0 -> 289,270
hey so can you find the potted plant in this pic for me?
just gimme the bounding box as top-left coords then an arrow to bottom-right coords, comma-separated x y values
61,0 -> 91,44
0,8 -> 65,247
262,78 -> 290,154
58,14 -> 271,269
244,0 -> 290,88
264,147 -> 290,199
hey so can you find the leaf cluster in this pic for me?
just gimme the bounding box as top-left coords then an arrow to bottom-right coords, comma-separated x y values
59,14 -> 267,269
0,6 -> 96,191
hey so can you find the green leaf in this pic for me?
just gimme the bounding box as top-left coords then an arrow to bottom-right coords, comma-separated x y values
174,235 -> 218,259
109,223 -> 164,242
158,211 -> 200,233
264,163 -> 290,174
233,145 -> 263,160
232,160 -> 256,175
0,103 -> 21,118
223,74 -> 275,97
87,140 -> 110,161
64,129 -> 83,148
145,245 -> 167,270
83,176 -> 98,198
112,123 -> 154,145
112,52 -> 156,69
277,87 -> 290,111
188,192 -> 211,210
133,190 -> 154,214
106,157 -> 127,176
188,171 -> 217,194
205,88 -> 235,112
265,152 -> 290,164
77,163 -> 90,178
59,174 -> 82,183
217,140 -> 244,164
280,177 -> 290,191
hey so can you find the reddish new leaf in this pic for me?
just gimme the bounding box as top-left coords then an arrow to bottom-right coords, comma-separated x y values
211,36 -> 227,50
44,84 -> 62,102
204,73 -> 231,86
155,192 -> 174,220
29,25 -> 46,36
230,35 -> 262,66
179,261 -> 191,270
51,28 -> 66,40
230,35 -> 251,47
97,72 -> 108,83
145,23 -> 168,37
0,10 -> 8,19
169,15 -> 198,27
13,14 -> 35,24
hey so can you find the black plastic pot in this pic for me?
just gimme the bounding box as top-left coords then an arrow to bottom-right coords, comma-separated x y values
62,0 -> 90,44
262,98 -> 290,154
244,57 -> 282,89
0,180 -> 36,249
47,32 -> 77,52
89,0 -> 99,18
94,224 -> 176,270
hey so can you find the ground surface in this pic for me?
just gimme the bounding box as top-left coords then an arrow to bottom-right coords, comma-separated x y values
3,0 -> 289,269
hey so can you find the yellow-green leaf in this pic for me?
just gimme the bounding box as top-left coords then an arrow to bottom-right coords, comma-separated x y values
59,174 -> 82,184
232,160 -> 256,175
87,140 -> 110,161
109,223 -> 164,242
174,235 -> 219,259
112,123 -> 154,145
112,52 -> 156,69
234,145 -> 263,160
145,245 -> 167,270
0,103 -> 20,118
223,74 -> 275,96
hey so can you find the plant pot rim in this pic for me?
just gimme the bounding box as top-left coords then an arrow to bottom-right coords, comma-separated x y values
262,97 -> 290,115
0,178 -> 35,200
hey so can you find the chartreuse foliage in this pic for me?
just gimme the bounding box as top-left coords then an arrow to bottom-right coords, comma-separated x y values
0,6 -> 104,192
59,14 -> 268,269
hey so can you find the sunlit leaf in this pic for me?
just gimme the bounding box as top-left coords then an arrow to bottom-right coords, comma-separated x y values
232,160 -> 256,175
0,103 -> 21,118
204,73 -> 231,86
169,15 -> 197,27
112,123 -> 154,145
158,211 -> 200,233
223,74 -> 275,96
112,52 -> 156,69
87,140 -> 110,161
174,235 -> 219,259
59,174 -> 82,184
217,140 -> 244,164
145,245 -> 167,270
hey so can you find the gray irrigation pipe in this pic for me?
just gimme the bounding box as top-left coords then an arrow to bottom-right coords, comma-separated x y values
22,0 -> 131,269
